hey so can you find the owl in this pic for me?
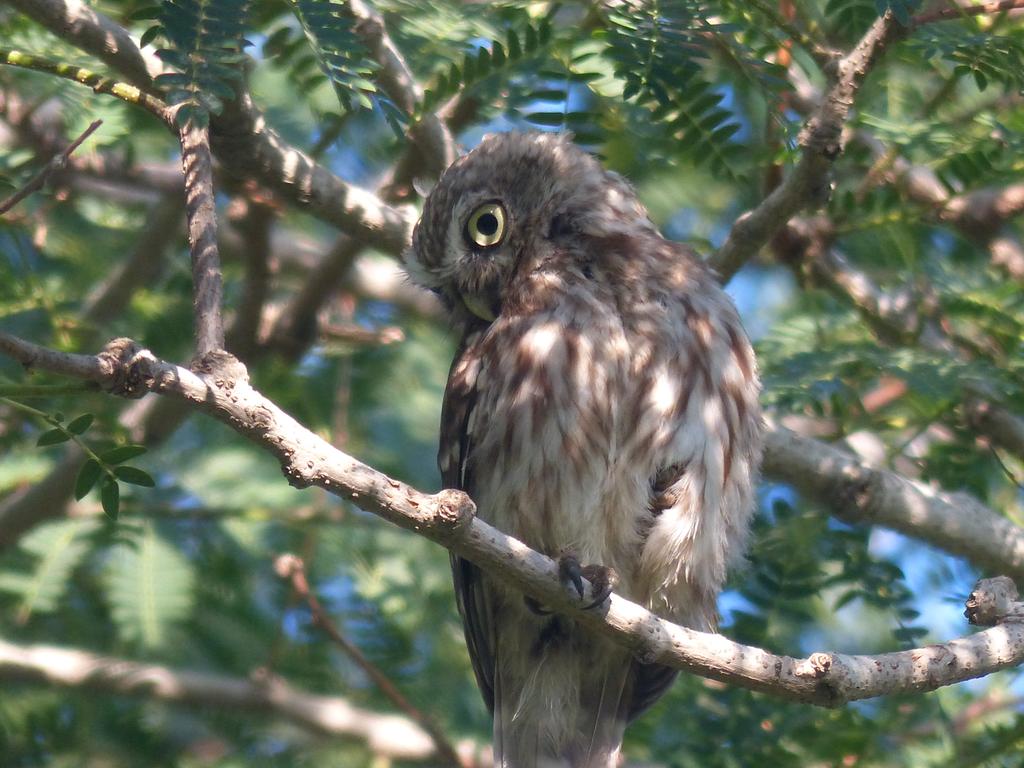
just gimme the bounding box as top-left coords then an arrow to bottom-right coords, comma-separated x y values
403,132 -> 763,768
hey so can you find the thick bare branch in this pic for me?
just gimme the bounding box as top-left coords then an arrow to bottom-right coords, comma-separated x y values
180,120 -> 225,357
712,12 -> 905,280
762,423 -> 1024,582
2,331 -> 1023,706
211,94 -> 416,255
0,637 -> 440,760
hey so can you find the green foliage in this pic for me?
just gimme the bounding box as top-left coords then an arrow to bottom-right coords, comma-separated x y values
602,1 -> 747,177
1,397 -> 150,519
266,1 -> 382,116
419,16 -> 553,114
0,519 -> 98,621
104,522 -> 196,650
145,0 -> 252,126
913,27 -> 1024,93
2,0 -> 1024,766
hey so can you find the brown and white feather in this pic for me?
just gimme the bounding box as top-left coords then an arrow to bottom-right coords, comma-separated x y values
405,132 -> 763,768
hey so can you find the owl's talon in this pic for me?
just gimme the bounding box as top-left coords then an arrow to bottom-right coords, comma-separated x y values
580,564 -> 618,609
558,553 -> 586,600
558,554 -> 617,608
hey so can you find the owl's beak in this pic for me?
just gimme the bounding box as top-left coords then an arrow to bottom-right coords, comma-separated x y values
460,290 -> 499,322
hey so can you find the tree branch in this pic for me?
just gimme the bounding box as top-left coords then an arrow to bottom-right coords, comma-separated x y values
0,48 -> 170,125
179,120 -> 225,357
348,0 -> 454,179
210,93 -> 416,256
913,0 -> 1024,26
276,554 -> 463,768
711,11 -> 905,281
0,118 -> 101,214
0,637 -> 444,761
762,423 -> 1024,582
2,0 -> 156,89
5,1 -> 417,255
2,331 -> 1023,706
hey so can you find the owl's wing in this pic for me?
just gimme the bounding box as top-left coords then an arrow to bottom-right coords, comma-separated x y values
439,326 -> 496,712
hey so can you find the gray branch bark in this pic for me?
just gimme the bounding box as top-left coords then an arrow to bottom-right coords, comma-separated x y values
0,637 -> 443,760
2,331 -> 1023,707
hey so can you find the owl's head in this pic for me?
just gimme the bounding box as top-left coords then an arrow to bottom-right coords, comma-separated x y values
403,131 -> 655,324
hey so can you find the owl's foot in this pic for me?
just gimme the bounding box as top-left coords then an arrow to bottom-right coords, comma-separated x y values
559,553 -> 618,610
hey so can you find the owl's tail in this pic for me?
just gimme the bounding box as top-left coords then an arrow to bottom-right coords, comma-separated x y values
492,615 -> 634,768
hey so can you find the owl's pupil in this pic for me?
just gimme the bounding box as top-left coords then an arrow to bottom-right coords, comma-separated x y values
477,213 -> 499,236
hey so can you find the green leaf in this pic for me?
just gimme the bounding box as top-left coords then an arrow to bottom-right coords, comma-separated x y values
36,428 -> 70,447
114,466 -> 156,488
100,445 -> 147,464
74,459 -> 102,500
65,413 -> 93,435
104,523 -> 195,649
101,476 -> 120,519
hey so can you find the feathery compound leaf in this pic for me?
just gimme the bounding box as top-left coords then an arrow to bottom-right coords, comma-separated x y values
602,0 -> 746,178
418,18 -> 553,116
911,28 -> 1024,92
285,0 -> 383,114
150,0 -> 251,125
104,522 -> 195,650
0,519 -> 98,621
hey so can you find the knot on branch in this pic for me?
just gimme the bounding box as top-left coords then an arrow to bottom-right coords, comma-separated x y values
965,576 -> 1022,626
98,337 -> 156,398
798,116 -> 844,161
794,652 -> 834,679
431,489 -> 476,533
192,349 -> 250,386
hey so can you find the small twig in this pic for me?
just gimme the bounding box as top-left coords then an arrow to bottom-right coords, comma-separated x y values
179,119 -> 225,358
321,322 -> 404,347
0,382 -> 99,398
913,0 -> 1024,26
744,0 -> 839,67
711,12 -> 905,281
274,554 -> 464,768
0,119 -> 102,215
0,49 -> 170,125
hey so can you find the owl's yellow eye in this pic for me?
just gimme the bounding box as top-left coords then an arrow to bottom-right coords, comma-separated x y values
465,202 -> 507,248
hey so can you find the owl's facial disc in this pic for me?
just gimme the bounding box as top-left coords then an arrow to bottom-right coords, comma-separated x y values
458,201 -> 508,321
